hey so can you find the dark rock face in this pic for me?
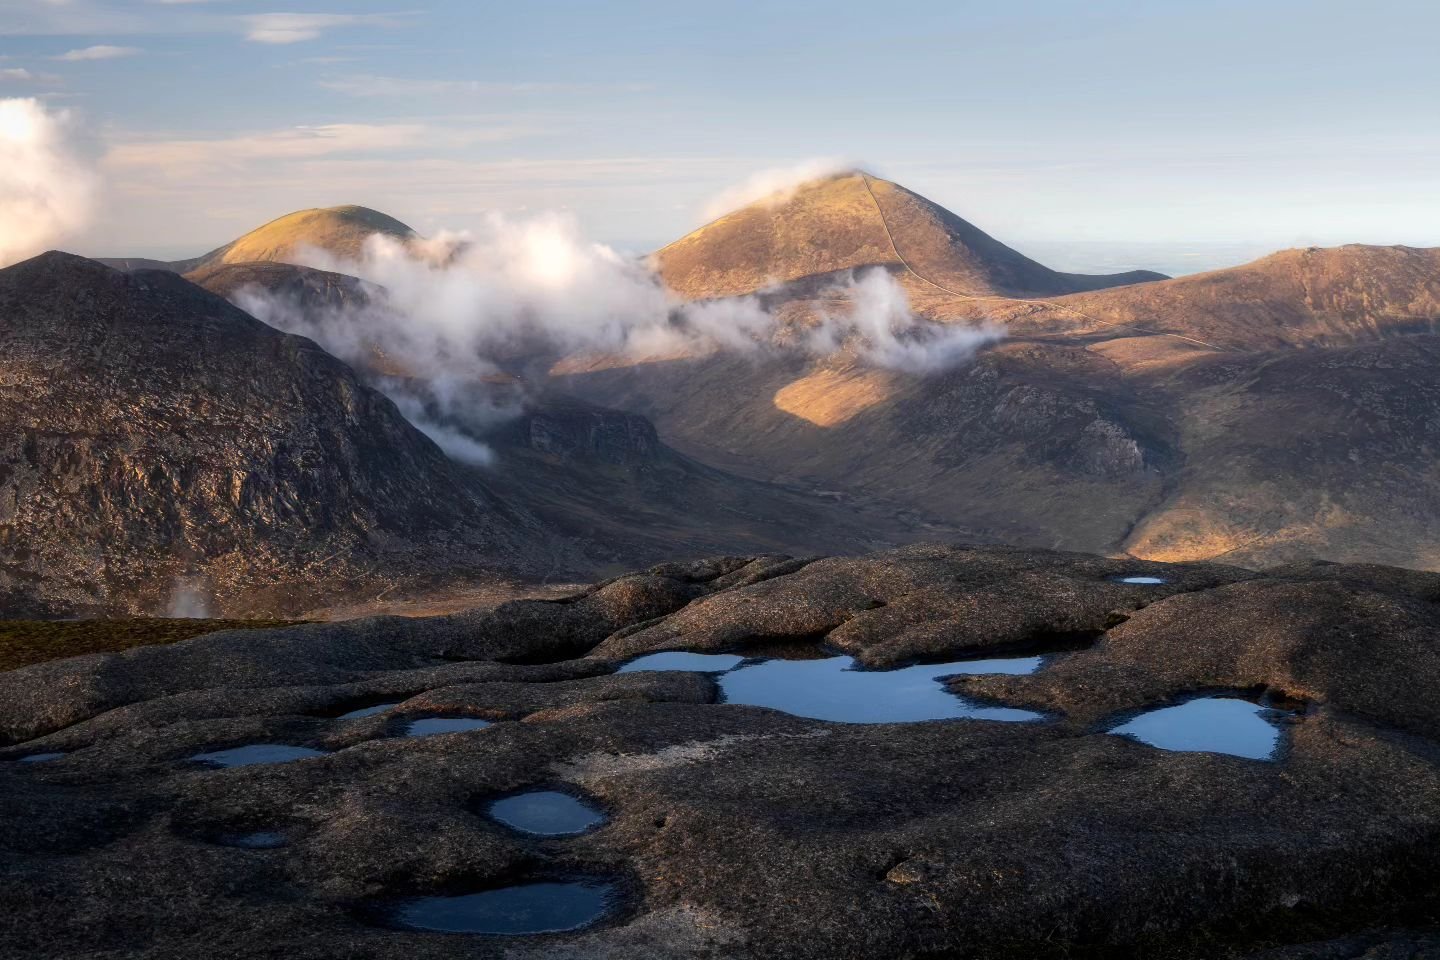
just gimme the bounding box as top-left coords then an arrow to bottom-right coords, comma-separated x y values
3,543 -> 1439,958
0,252 -> 546,616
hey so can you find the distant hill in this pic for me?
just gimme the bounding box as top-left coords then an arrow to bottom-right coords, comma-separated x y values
0,252 -> 551,617
97,205 -> 414,275
654,171 -> 1167,300
957,244 -> 1440,350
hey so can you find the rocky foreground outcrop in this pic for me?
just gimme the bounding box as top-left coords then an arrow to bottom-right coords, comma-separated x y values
3,543 -> 1439,958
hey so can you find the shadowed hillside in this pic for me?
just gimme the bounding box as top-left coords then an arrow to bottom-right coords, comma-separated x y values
0,252 -> 554,617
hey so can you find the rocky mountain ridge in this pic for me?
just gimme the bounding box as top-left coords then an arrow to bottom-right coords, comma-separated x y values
0,251 -> 552,616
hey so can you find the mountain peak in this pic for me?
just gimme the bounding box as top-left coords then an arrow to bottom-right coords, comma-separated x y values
5,249 -> 117,277
656,173 -> 1164,301
201,204 -> 416,269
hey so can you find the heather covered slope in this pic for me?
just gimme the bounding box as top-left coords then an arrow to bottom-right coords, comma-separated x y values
555,342 -> 1177,554
203,205 -> 415,268
956,244 -> 1440,350
4,544 -> 1440,958
0,252 -> 551,617
555,323 -> 1440,569
653,171 -> 1166,300
480,398 -> 973,570
562,180 -> 1440,570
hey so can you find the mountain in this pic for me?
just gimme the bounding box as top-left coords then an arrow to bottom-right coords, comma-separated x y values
554,317 -> 1440,570
76,179 -> 1440,582
553,177 -> 1440,570
98,205 -> 414,275
654,170 -> 1167,300
0,252 -> 552,618
186,262 -> 969,576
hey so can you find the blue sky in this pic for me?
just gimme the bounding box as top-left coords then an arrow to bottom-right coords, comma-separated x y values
2,0 -> 1437,268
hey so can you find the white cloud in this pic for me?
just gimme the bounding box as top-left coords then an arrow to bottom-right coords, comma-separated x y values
0,97 -> 98,267
241,12 -> 406,44
701,158 -> 854,221
808,269 -> 1006,374
1,0 -> 148,35
55,44 -> 142,61
0,69 -> 36,82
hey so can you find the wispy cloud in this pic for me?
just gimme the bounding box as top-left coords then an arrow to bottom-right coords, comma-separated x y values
319,74 -> 651,98
0,68 -> 36,82
241,12 -> 410,45
55,45 -> 142,61
106,122 -> 433,170
1,0 -> 147,35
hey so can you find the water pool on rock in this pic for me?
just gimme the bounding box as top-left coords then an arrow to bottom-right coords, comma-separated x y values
1109,696 -> 1291,760
387,880 -> 620,935
220,831 -> 288,849
335,701 -> 401,720
621,651 -> 1044,723
487,790 -> 606,836
14,751 -> 66,764
404,717 -> 493,738
190,744 -> 328,768
617,651 -> 744,673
